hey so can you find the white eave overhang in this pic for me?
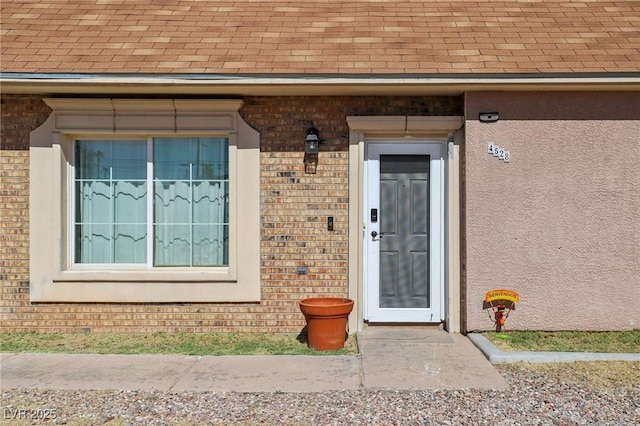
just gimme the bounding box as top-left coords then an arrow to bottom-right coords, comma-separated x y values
1,73 -> 639,96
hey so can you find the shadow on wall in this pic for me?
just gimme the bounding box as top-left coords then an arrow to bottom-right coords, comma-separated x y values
467,92 -> 640,121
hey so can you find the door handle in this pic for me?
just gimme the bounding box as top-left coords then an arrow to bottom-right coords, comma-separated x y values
371,231 -> 383,239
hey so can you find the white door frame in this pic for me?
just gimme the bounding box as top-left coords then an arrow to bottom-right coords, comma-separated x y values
346,115 -> 464,333
363,141 -> 445,323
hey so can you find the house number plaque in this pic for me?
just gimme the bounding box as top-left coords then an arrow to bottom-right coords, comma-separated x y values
487,143 -> 510,162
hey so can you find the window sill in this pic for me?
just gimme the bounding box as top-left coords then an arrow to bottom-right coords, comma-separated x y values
54,268 -> 235,282
32,277 -> 259,303
30,267 -> 257,303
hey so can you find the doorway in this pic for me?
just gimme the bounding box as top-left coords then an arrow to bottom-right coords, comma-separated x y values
364,142 -> 445,323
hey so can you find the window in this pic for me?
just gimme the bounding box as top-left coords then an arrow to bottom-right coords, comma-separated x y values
30,99 -> 260,302
75,137 -> 229,267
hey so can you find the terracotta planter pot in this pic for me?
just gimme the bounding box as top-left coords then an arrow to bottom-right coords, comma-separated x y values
299,297 -> 354,351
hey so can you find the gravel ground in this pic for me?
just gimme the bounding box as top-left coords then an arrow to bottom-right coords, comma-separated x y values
2,363 -> 639,426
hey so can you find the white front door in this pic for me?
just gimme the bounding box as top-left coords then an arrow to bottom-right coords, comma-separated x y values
364,142 -> 444,323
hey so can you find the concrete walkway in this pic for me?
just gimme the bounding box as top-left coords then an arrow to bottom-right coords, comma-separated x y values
0,327 -> 508,393
358,326 -> 507,390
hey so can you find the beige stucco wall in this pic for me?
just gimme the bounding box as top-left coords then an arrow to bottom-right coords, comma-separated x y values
465,92 -> 640,331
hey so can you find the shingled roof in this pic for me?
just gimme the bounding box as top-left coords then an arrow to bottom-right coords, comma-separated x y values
2,0 -> 639,75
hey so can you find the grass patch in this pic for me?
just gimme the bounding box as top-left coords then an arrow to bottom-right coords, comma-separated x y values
0,331 -> 358,356
482,329 -> 640,353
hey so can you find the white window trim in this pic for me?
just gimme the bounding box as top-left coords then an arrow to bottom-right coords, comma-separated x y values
30,99 -> 260,302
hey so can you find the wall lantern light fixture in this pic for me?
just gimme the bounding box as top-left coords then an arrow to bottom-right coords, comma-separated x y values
305,127 -> 323,154
479,112 -> 499,123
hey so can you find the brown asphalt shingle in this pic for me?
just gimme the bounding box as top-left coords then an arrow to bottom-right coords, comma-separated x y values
1,0 -> 639,74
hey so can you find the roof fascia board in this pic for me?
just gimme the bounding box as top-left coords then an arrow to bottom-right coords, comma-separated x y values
1,75 -> 639,95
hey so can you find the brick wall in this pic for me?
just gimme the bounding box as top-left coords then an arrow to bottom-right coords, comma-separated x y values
1,95 -> 51,331
0,94 -> 462,333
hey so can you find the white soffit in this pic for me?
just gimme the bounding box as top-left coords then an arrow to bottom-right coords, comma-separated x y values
347,116 -> 463,133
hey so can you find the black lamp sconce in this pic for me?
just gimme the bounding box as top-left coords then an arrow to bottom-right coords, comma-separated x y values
305,127 -> 324,154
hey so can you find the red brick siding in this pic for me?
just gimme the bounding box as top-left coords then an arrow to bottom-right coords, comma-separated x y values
0,94 -> 462,333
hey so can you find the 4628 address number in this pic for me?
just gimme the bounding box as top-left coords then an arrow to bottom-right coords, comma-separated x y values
487,143 -> 510,162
